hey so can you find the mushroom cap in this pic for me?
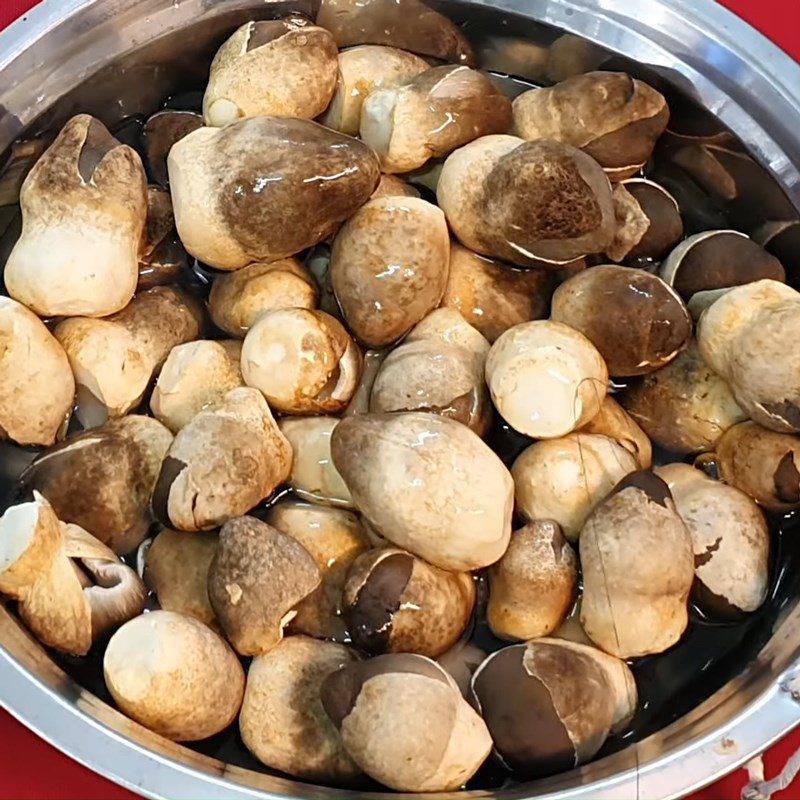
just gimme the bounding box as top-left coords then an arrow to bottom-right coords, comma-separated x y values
344,348 -> 388,417
371,174 -> 421,200
203,18 -> 338,126
240,635 -> 362,783
619,179 -> 683,262
142,110 -> 203,187
208,258 -> 318,338
207,515 -> 320,655
321,653 -> 491,791
241,308 -> 362,414
342,546 -> 476,657
19,415 -> 173,554
331,196 -> 450,348
580,395 -> 652,469
436,639 -> 486,698
579,472 -> 694,658
266,500 -> 369,641
485,320 -> 609,439
320,45 -> 428,136
151,339 -> 243,433
168,116 -> 380,270
331,412 -> 513,571
551,265 -> 692,377
137,185 -> 189,290
5,114 -> 146,317
512,434 -> 638,541
487,520 -> 578,640
103,610 -> 245,741
0,296 -> 74,446
437,135 -> 616,266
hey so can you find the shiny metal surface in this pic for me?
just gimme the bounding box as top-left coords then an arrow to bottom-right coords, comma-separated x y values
2,1 -> 800,799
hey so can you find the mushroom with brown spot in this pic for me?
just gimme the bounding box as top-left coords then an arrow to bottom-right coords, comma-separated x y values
142,109 -> 203,187
580,396 -> 652,469
137,186 -> 191,290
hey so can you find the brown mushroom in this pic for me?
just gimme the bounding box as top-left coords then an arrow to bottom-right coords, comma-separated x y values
142,110 -> 203,187
344,349 -> 388,416
580,396 -> 652,469
436,639 -> 486,698
137,186 -> 190,291
371,174 -> 421,199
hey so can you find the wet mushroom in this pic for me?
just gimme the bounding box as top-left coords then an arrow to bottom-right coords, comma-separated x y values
104,610 -> 245,740
545,34 -> 610,83
344,349 -> 388,416
5,114 -> 147,317
137,186 -> 190,290
436,639 -> 486,698
203,18 -> 338,126
207,515 -> 320,656
142,110 -> 203,187
580,396 -> 652,469
371,174 -> 421,199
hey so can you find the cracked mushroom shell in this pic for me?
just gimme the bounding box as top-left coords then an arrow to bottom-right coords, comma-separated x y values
580,396 -> 652,469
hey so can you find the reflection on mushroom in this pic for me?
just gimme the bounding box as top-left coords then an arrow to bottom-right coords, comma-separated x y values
104,610 -> 245,740
5,114 -> 147,318
344,349 -> 388,416
512,434 -> 638,541
203,18 -> 338,126
142,110 -> 203,187
512,72 -> 669,181
240,636 -> 363,783
437,135 -> 615,267
487,520 -> 577,640
580,472 -> 694,658
371,174 -> 421,200
321,653 -> 491,791
168,116 -> 379,270
485,320 -> 609,438
207,515 -> 320,656
137,186 -> 190,290
580,396 -> 652,469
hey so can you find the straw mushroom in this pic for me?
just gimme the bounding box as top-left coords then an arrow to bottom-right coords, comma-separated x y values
512,434 -> 638,541
437,135 -> 616,267
207,515 -> 320,656
5,114 -> 147,317
551,266 -> 692,377
241,308 -> 362,414
512,72 -> 669,181
580,472 -> 694,658
437,640 -> 486,698
344,349 -> 388,416
331,196 -> 450,347
487,521 -> 577,640
168,116 -> 379,269
371,174 -> 421,199
142,110 -> 203,187
321,653 -> 492,791
203,18 -> 338,126
332,412 -> 513,570
0,296 -> 75,447
104,610 -> 245,740
485,320 -> 609,438
152,387 -> 292,531
137,186 -> 190,290
580,396 -> 652,469
240,636 -> 362,783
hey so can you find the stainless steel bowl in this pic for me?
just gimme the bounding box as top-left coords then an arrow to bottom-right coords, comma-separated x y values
2,2 -> 800,798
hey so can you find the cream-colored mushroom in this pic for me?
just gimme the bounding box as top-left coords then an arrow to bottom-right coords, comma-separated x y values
580,396 -> 652,469
344,349 -> 388,416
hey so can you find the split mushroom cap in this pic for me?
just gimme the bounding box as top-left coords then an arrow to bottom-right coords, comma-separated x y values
151,339 -> 243,433
0,296 -> 75,446
371,174 -> 421,199
208,258 -> 318,338
152,387 -> 292,531
321,653 -> 491,791
203,18 -> 338,127
697,280 -> 800,433
208,515 -> 320,656
316,0 -> 475,65
137,185 -> 190,290
580,395 -> 652,469
551,265 -> 692,377
512,71 -> 669,181
332,412 -> 513,571
621,341 -> 746,455
580,471 -> 695,658
656,463 -> 770,617
240,635 -> 363,783
144,529 -> 219,630
440,242 -> 555,343
55,286 -> 202,428
319,45 -> 428,136
469,639 -> 626,777
19,415 -> 173,554
241,308 -> 362,414
360,65 -> 513,174
511,433 -> 639,541
342,546 -> 476,657
713,421 -> 800,512
104,610 -> 245,741
487,520 -> 578,640
142,109 -> 203,187
436,639 -> 486,698
485,320 -> 609,439
437,135 -> 616,267
344,348 -> 387,416
266,500 -> 369,641
277,417 -> 353,508
168,116 -> 380,270
5,114 -> 147,317
331,196 -> 450,348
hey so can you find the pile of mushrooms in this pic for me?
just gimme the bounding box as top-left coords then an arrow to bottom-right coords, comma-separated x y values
0,2 -> 792,792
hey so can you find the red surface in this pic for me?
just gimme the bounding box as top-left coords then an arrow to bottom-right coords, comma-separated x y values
2,0 -> 800,798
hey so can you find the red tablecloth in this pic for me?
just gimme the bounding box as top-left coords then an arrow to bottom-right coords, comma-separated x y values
1,0 -> 800,798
